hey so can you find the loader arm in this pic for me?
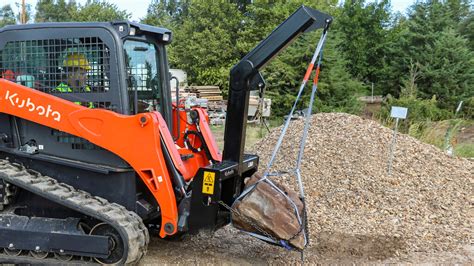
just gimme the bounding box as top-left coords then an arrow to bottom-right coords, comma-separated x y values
0,78 -> 180,237
223,6 -> 332,172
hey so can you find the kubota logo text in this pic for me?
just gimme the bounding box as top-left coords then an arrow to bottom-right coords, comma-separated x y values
4,90 -> 61,122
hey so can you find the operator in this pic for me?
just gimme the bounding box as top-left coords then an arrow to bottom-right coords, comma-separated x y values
56,53 -> 94,108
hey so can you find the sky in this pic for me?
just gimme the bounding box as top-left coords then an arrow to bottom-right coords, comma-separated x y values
4,0 -> 416,22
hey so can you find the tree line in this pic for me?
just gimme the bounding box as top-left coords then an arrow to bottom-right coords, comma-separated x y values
0,0 -> 129,25
1,0 -> 473,121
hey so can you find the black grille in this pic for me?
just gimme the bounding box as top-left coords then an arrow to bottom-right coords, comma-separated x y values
1,37 -> 116,150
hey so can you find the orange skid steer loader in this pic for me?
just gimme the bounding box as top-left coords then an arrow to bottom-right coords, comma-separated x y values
0,6 -> 331,264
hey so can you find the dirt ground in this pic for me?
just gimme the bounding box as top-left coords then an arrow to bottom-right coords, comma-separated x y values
458,124 -> 474,143
141,226 -> 473,265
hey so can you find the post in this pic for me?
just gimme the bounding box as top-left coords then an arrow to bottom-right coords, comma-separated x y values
443,100 -> 464,155
371,82 -> 374,103
455,101 -> 463,116
21,0 -> 26,24
387,117 -> 399,176
387,106 -> 408,176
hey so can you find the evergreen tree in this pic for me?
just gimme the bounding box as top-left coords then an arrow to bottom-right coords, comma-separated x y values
168,1 -> 243,92
386,1 -> 473,115
0,5 -> 16,27
315,31 -> 365,114
336,0 -> 392,93
459,9 -> 474,49
35,0 -> 77,22
71,0 -> 130,22
377,13 -> 407,96
423,28 -> 474,110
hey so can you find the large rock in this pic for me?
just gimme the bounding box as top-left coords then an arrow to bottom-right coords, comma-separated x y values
232,173 -> 306,250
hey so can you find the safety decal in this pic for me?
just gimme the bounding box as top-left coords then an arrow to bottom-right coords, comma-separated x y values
202,171 -> 215,195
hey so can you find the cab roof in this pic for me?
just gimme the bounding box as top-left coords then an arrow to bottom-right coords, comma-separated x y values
0,21 -> 172,43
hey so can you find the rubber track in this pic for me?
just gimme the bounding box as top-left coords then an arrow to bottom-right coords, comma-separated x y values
0,159 -> 149,264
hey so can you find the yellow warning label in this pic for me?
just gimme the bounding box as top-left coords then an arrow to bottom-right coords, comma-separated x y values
202,171 -> 215,195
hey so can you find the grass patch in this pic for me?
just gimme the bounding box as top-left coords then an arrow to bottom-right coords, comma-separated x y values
409,119 -> 474,158
210,121 -> 279,152
455,143 -> 474,158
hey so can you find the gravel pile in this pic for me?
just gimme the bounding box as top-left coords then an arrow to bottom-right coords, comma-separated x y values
250,113 -> 473,258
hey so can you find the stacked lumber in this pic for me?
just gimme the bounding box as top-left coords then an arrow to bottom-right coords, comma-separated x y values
207,100 -> 227,112
170,86 -> 190,102
185,86 -> 223,101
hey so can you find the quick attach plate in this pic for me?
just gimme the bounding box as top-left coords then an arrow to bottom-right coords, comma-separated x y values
188,154 -> 258,233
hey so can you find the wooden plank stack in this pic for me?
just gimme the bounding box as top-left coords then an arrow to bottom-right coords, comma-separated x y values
185,86 -> 223,101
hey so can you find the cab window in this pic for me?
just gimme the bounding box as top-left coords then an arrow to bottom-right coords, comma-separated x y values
124,40 -> 161,114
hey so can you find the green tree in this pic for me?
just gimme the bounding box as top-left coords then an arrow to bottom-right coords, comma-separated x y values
142,0 -> 173,27
0,5 -> 16,27
35,0 -> 78,22
459,10 -> 474,49
142,0 -> 190,27
237,0 -> 362,116
71,0 -> 130,22
336,0 -> 392,93
384,0 -> 473,117
422,28 -> 474,110
314,32 -> 365,114
168,1 -> 243,92
377,13 -> 408,96
444,0 -> 471,24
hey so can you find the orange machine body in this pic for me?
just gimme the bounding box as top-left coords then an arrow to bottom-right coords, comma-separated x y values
171,104 -> 222,181
0,78 -> 220,237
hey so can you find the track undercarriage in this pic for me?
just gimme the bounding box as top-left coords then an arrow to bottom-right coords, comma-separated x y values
0,159 -> 149,264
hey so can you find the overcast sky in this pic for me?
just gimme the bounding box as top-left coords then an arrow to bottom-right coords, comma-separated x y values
4,0 -> 415,22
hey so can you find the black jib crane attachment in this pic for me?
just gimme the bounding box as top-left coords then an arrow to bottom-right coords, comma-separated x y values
223,6 -> 332,173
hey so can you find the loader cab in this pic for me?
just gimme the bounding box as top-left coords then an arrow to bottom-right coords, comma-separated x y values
0,21 -> 173,123
0,22 -> 173,170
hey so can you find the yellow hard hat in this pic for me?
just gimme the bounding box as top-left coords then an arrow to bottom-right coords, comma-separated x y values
63,53 -> 91,70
